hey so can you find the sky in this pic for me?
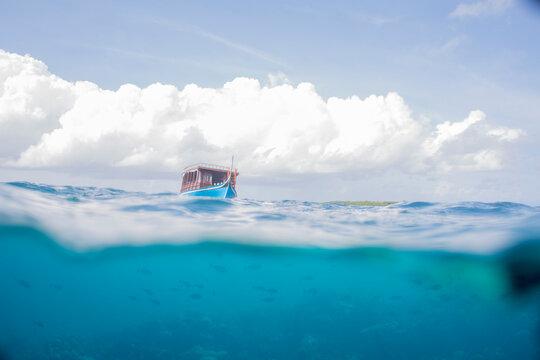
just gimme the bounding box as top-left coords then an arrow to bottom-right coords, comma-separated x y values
0,0 -> 539,202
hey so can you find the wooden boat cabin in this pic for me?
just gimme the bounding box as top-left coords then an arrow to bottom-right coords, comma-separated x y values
180,163 -> 239,198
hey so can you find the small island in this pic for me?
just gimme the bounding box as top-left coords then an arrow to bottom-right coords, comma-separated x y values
323,201 -> 398,206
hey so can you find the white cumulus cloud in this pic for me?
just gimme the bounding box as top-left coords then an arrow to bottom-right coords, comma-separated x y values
0,49 -> 524,177
0,51 -> 95,159
423,110 -> 485,157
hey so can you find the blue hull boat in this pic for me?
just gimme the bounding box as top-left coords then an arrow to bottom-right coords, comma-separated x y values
181,179 -> 237,199
180,162 -> 239,199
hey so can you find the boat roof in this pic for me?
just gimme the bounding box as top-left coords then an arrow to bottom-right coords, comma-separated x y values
182,163 -> 231,174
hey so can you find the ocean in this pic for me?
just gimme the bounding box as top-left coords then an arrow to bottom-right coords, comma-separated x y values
1,181 -> 540,360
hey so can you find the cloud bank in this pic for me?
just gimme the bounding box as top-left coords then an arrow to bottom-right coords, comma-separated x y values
0,49 -> 523,177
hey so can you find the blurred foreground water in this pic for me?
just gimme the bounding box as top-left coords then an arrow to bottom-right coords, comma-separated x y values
1,182 -> 540,359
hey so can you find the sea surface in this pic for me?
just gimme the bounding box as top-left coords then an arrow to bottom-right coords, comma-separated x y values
1,182 -> 540,360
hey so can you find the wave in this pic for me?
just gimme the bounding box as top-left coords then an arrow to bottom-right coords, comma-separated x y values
1,182 -> 539,254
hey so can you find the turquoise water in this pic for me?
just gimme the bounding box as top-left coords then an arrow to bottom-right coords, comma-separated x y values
1,182 -> 540,359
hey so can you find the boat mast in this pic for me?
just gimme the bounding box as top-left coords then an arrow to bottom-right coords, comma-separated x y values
229,156 -> 234,185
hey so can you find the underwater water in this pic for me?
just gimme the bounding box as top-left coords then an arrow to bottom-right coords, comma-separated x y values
1,182 -> 540,359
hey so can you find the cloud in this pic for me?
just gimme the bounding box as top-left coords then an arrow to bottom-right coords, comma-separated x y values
0,51 -> 94,159
487,127 -> 525,141
0,49 -> 524,177
438,36 -> 467,53
423,110 -> 485,157
449,0 -> 514,18
267,72 -> 291,87
356,14 -> 397,26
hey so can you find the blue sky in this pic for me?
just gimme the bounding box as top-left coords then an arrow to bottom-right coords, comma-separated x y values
0,0 -> 539,202
2,0 -> 539,107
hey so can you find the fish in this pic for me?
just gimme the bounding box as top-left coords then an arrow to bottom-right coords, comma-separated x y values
143,289 -> 153,295
246,263 -> 261,270
211,265 -> 227,273
261,297 -> 276,302
50,283 -> 63,290
304,288 -> 318,294
253,286 -> 266,291
179,280 -> 191,288
190,293 -> 202,300
14,278 -> 30,289
32,320 -> 44,328
127,296 -> 138,301
151,299 -> 160,305
429,284 -> 443,291
302,275 -> 314,280
136,268 -> 152,275
266,288 -> 278,293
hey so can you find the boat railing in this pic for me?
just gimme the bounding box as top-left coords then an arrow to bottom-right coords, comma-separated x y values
182,163 -> 230,172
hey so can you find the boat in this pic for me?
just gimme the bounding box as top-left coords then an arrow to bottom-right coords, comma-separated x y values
180,159 -> 239,199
